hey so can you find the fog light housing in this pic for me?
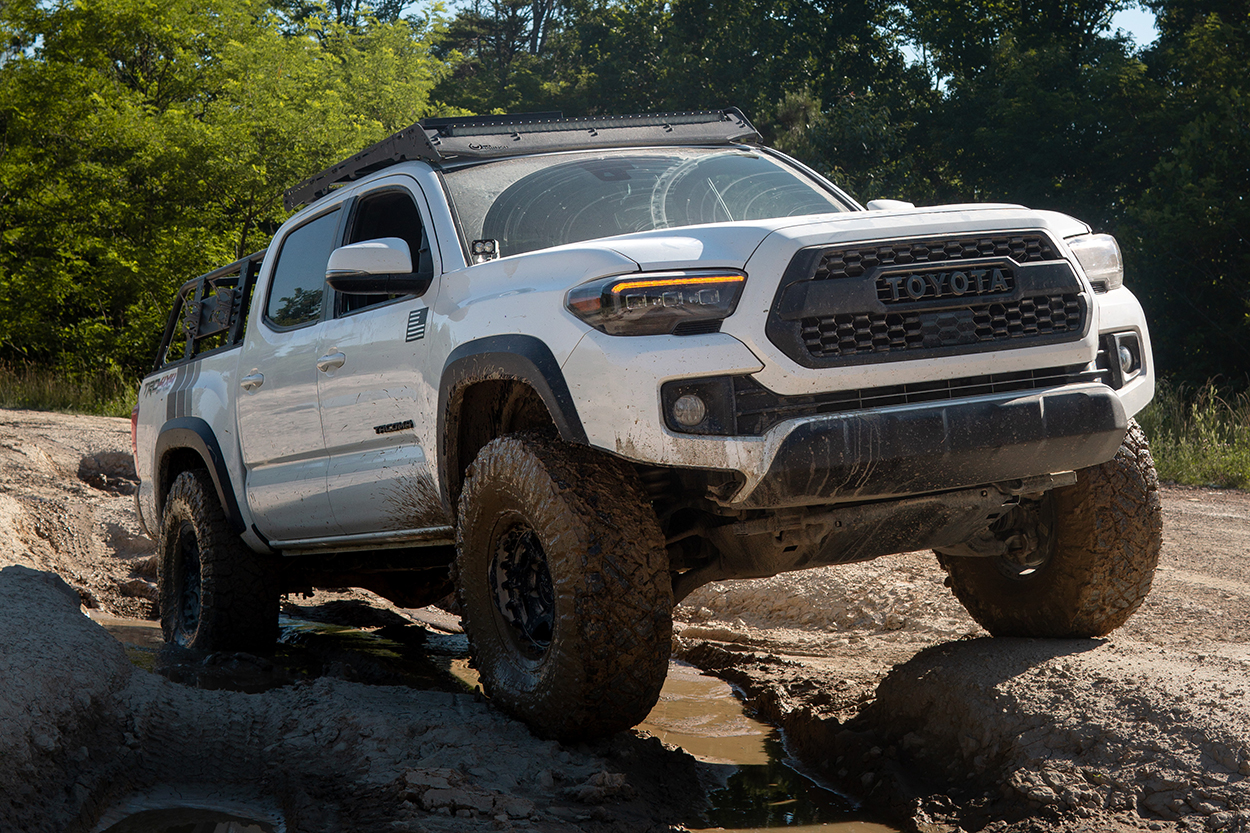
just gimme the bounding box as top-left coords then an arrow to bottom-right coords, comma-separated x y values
1118,345 -> 1134,374
1099,332 -> 1143,388
660,377 -> 738,435
672,394 -> 707,427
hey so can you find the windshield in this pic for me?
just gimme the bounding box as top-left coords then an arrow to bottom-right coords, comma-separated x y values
442,148 -> 852,258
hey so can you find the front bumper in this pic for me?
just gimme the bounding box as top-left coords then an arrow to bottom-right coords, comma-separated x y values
563,330 -> 1130,508
737,382 -> 1126,508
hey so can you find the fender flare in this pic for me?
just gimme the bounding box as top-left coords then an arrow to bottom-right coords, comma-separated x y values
153,417 -> 246,535
438,334 -> 587,506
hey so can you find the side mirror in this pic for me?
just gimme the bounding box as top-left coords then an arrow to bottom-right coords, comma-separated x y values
326,237 -> 433,296
866,199 -> 916,211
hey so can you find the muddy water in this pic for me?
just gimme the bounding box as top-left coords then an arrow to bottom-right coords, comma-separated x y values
96,612 -> 897,832
99,807 -> 276,832
641,663 -> 898,833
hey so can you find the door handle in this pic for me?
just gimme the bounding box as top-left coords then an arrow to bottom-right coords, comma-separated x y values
240,372 -> 264,391
317,351 -> 347,372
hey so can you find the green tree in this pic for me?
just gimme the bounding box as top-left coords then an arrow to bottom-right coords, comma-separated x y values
432,0 -> 569,113
0,0 -> 449,375
1127,7 -> 1250,383
278,0 -> 409,28
924,35 -> 1161,229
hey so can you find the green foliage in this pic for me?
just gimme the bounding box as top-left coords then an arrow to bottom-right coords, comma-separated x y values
0,0 -> 449,377
0,0 -> 1246,416
1137,380 -> 1250,489
1125,9 -> 1250,384
926,36 -> 1161,229
278,0 -> 409,28
431,0 -> 567,113
770,89 -> 935,202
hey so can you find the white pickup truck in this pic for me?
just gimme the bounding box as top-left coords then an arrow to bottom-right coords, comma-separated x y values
133,109 -> 1162,739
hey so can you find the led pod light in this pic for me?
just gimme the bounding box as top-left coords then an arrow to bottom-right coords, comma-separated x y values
566,270 -> 747,336
1067,233 -> 1124,291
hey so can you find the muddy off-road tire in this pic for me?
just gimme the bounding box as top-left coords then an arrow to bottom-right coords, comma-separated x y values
158,469 -> 279,654
455,435 -> 672,740
937,420 -> 1163,638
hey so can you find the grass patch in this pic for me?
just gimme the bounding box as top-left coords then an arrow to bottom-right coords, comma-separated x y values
1136,380 -> 1250,490
0,362 -> 136,418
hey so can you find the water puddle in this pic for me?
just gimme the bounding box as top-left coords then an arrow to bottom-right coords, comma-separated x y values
641,663 -> 898,832
98,807 -> 275,832
89,788 -> 284,833
92,611 -> 476,694
96,612 -> 897,831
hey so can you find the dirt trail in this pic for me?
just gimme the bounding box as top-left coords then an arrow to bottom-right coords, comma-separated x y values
1,407 -> 1248,832
675,486 -> 1250,832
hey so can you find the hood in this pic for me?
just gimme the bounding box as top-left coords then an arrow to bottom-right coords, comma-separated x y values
758,204 -> 1092,247
571,203 -> 1092,272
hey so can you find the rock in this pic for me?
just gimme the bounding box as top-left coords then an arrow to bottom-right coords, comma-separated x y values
118,578 -> 157,601
498,797 -> 535,819
421,787 -> 496,815
405,770 -> 453,791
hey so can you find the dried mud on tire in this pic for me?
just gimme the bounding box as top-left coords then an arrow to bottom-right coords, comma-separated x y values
158,469 -> 279,654
938,420 -> 1164,637
455,435 -> 673,740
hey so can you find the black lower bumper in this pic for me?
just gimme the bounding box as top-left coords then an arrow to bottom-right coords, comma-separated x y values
738,383 -> 1127,509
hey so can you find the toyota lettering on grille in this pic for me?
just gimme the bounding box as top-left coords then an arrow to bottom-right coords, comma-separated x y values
879,267 -> 1014,303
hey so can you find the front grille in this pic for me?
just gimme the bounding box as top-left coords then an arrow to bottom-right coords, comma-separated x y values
766,231 -> 1086,368
733,365 -> 1106,435
813,234 -> 1059,282
800,293 -> 1082,359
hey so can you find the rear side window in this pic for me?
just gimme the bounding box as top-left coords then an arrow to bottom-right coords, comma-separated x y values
265,209 -> 341,328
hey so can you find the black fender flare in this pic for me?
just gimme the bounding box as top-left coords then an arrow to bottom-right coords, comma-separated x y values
153,417 -> 246,535
438,335 -> 587,507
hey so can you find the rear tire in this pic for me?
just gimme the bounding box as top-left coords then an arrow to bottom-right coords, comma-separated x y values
455,436 -> 672,739
937,420 -> 1162,637
158,469 -> 278,653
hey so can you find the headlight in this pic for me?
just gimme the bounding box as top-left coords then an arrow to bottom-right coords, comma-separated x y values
1067,233 -> 1124,291
566,270 -> 747,335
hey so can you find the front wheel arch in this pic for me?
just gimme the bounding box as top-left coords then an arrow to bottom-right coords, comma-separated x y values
437,335 -> 587,510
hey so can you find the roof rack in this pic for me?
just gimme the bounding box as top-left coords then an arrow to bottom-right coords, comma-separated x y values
283,108 -> 760,211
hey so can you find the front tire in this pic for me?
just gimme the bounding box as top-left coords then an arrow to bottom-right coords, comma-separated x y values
455,436 -> 672,739
937,420 -> 1163,637
158,469 -> 278,653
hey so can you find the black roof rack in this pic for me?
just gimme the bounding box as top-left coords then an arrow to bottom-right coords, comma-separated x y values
283,108 -> 760,211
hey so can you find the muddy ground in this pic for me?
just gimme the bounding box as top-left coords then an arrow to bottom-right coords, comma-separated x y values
1,407 -> 1248,832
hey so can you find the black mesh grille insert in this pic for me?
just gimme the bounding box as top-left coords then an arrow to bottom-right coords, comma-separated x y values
733,365 -> 1106,435
814,234 -> 1059,281
799,293 -> 1082,359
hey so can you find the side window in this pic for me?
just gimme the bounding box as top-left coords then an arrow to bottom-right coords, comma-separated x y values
265,209 -> 341,328
339,189 -> 431,316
